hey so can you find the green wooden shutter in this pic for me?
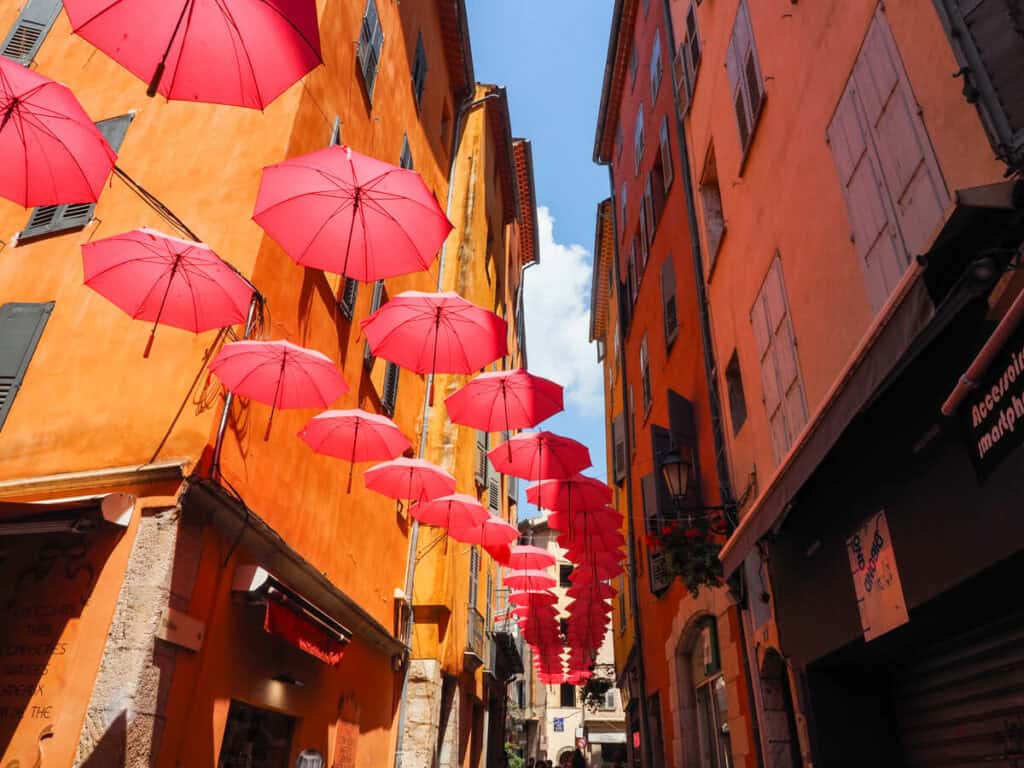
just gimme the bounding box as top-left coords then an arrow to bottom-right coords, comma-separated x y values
21,114 -> 133,241
0,302 -> 53,430
474,430 -> 488,487
1,0 -> 62,65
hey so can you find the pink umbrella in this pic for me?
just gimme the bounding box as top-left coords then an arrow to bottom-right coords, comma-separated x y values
509,590 -> 558,607
526,475 -> 612,515
298,409 -> 410,492
361,291 -> 507,402
558,528 -> 626,552
209,339 -> 347,439
504,569 -> 557,591
364,458 -> 455,502
566,583 -> 618,600
83,228 -> 254,357
548,507 -> 622,533
254,145 -> 452,281
445,369 -> 564,437
449,516 -> 519,547
489,431 -> 591,484
412,494 -> 488,529
64,0 -> 322,110
0,58 -> 116,207
508,545 -> 556,571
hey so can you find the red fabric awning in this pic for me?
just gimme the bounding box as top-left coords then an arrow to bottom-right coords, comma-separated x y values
264,599 -> 345,666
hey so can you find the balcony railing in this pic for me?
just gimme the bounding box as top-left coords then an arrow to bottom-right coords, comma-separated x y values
465,604 -> 486,667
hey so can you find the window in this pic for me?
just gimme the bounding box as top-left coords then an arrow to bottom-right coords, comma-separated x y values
634,105 -> 645,175
357,0 -> 384,100
689,619 -> 733,767
560,683 -> 576,708
1,0 -> 61,65
936,0 -> 1024,169
620,182 -> 628,234
381,358 -> 399,416
506,469 -> 518,505
596,338 -> 606,362
751,255 -> 807,463
638,201 -> 650,268
674,3 -> 701,117
658,117 -> 674,194
630,44 -> 639,88
661,257 -> 678,347
338,278 -> 359,320
559,563 -> 573,587
628,386 -> 637,451
698,146 -> 725,273
21,115 -> 134,241
600,688 -> 618,710
727,0 -> 764,157
364,281 -> 385,368
218,700 -> 295,767
475,430 -> 490,487
329,115 -> 341,146
725,351 -> 747,435
411,32 -> 427,107
399,133 -> 413,170
642,0 -> 650,15
468,546 -> 480,607
0,302 -> 53,431
827,10 -> 947,312
628,237 -> 640,304
650,30 -> 663,104
640,334 -> 652,414
487,470 -> 501,513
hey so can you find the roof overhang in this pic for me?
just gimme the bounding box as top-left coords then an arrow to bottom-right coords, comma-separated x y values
720,182 -> 1024,576
439,0 -> 475,102
479,84 -> 519,224
590,198 -> 614,341
513,138 -> 540,267
593,0 -> 638,164
184,478 -> 408,660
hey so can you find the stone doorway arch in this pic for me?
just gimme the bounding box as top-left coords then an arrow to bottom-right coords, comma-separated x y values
760,650 -> 801,768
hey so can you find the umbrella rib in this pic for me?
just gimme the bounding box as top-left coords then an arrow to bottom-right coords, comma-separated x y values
161,0 -> 198,99
67,0 -> 130,31
296,196 -> 356,266
16,91 -> 104,199
214,0 -> 265,108
358,194 -> 433,266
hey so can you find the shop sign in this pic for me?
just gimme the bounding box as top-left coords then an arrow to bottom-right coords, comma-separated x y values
156,607 -> 205,651
553,717 -> 564,732
846,510 -> 908,641
962,324 -> 1024,479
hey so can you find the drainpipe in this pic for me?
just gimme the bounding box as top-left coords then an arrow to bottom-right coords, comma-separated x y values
210,294 -> 261,480
604,164 -> 653,767
659,1 -> 763,764
393,89 -> 502,768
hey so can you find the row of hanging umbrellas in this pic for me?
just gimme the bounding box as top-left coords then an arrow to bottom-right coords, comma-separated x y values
0,0 -> 627,678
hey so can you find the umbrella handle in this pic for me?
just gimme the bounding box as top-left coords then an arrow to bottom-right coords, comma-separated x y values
143,331 -> 156,359
264,403 -> 275,441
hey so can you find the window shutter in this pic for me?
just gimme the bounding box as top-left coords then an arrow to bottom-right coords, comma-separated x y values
612,413 -> 626,484
329,116 -> 341,146
358,0 -> 383,99
364,280 -> 384,368
399,134 -> 413,170
468,546 -> 479,606
507,472 -> 518,504
475,430 -> 489,487
649,31 -> 662,105
642,474 -> 673,593
938,0 -> 1024,167
21,114 -> 133,241
412,33 -> 427,107
634,105 -> 644,175
1,0 -> 61,65
661,257 -> 678,344
0,302 -> 53,431
487,472 -> 501,513
674,44 -> 692,118
659,118 -> 674,193
728,0 -> 763,154
854,11 -> 946,258
381,362 -> 399,415
339,278 -> 359,319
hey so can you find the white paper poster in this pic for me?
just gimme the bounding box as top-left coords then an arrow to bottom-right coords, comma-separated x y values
846,510 -> 909,641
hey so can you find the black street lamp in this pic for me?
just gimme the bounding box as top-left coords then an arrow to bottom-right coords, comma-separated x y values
658,446 -> 733,534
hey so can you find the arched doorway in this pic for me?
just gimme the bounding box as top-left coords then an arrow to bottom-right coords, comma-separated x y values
759,650 -> 801,768
675,616 -> 733,767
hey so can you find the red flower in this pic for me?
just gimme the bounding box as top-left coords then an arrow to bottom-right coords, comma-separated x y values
661,524 -> 675,536
684,528 -> 702,539
644,534 -> 661,550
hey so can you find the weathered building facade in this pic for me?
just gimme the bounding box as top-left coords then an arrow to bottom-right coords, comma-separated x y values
0,2 -> 535,767
607,0 -> 1024,765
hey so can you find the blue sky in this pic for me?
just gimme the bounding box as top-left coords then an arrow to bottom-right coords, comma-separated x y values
467,0 -> 615,513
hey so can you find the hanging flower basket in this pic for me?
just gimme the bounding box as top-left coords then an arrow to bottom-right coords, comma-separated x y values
658,513 -> 726,597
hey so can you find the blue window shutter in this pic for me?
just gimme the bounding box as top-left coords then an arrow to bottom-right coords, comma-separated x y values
20,114 -> 134,241
1,0 -> 62,65
0,301 -> 53,430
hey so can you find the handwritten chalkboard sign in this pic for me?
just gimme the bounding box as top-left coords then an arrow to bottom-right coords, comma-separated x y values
846,511 -> 908,641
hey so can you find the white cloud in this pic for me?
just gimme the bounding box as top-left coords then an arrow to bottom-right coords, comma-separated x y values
524,206 -> 602,415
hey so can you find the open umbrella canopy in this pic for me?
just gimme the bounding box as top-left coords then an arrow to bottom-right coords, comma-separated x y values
488,431 -> 591,481
0,57 -> 116,207
64,0 -> 322,109
526,474 -> 613,514
254,145 -> 452,281
507,544 -> 557,571
503,569 -> 557,591
445,369 -> 563,433
570,562 -> 625,582
449,516 -> 519,547
360,291 -> 507,375
557,528 -> 626,552
508,590 -> 558,607
299,409 -> 409,462
566,583 -> 618,600
83,228 -> 253,356
363,458 -> 455,502
411,493 -> 488,529
548,507 -> 623,533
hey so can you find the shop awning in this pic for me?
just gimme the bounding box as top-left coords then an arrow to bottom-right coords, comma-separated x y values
185,478 -> 408,661
588,732 -> 627,744
264,592 -> 347,666
720,181 -> 1024,577
0,492 -> 135,536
